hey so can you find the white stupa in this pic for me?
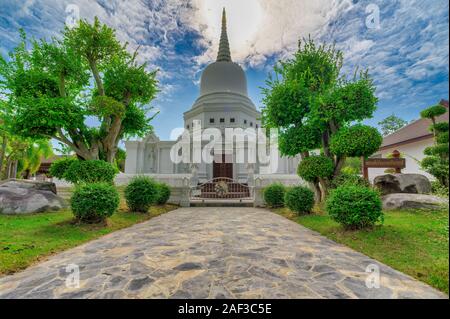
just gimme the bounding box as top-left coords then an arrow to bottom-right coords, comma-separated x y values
124,9 -> 300,183
183,9 -> 261,180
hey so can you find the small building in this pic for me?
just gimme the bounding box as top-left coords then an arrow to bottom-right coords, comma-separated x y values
369,99 -> 449,181
33,155 -> 68,181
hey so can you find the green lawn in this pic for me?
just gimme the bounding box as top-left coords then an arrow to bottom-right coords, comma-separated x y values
0,204 -> 178,275
274,207 -> 449,294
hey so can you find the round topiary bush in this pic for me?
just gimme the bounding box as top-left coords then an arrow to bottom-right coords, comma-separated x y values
125,176 -> 159,212
263,183 -> 286,208
330,124 -> 383,158
437,132 -> 449,144
71,183 -> 119,223
424,144 -> 449,156
421,104 -> 447,119
326,185 -> 383,230
297,155 -> 334,182
49,157 -> 78,180
284,186 -> 315,214
156,182 -> 171,205
64,160 -> 117,184
432,122 -> 449,133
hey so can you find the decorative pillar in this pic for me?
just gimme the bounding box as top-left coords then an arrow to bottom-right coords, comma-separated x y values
124,141 -> 139,174
180,177 -> 191,207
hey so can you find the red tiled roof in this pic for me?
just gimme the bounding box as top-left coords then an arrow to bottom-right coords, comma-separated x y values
380,99 -> 449,150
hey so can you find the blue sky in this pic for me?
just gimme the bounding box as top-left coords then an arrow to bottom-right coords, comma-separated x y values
0,0 -> 448,141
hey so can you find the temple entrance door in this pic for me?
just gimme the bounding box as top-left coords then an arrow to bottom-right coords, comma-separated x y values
213,154 -> 233,179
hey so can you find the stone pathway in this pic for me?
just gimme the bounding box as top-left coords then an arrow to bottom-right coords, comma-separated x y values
0,208 -> 446,299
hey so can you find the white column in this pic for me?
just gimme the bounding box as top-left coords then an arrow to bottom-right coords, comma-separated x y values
124,141 -> 139,174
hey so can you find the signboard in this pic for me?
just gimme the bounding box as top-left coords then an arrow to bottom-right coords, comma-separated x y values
363,158 -> 406,169
362,150 -> 405,180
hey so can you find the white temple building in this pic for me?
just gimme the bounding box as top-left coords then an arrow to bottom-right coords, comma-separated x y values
124,9 -> 302,197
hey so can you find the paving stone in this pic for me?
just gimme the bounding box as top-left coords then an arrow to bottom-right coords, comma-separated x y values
97,290 -> 127,299
127,276 -> 154,291
312,264 -> 336,273
169,290 -> 192,299
59,288 -> 96,299
0,207 -> 446,299
173,262 -> 203,271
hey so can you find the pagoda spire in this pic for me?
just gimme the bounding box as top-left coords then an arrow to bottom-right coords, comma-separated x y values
217,8 -> 232,62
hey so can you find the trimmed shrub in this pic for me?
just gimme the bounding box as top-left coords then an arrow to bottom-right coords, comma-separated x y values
424,144 -> 449,156
432,122 -> 449,133
284,186 -> 315,214
71,183 -> 119,223
437,132 -> 449,144
421,104 -> 447,119
431,181 -> 449,199
297,155 -> 334,182
331,172 -> 370,189
421,157 -> 449,185
330,124 -> 383,158
263,183 -> 286,208
125,176 -> 159,212
156,182 -> 171,205
326,185 -> 383,230
49,157 -> 77,179
64,160 -> 117,184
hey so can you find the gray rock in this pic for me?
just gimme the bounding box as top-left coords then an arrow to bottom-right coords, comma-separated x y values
0,179 -> 57,194
382,193 -> 448,210
374,174 -> 432,195
0,187 -> 67,215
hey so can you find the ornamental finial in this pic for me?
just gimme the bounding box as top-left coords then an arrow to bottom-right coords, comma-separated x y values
217,8 -> 232,62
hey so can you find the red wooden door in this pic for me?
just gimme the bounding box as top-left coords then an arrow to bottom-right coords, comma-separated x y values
213,154 -> 233,179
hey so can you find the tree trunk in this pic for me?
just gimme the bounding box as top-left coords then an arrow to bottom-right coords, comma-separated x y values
322,131 -> 332,158
431,117 -> 437,140
0,134 -> 7,179
333,156 -> 347,178
103,116 -> 123,163
6,160 -> 12,179
11,160 -> 18,179
89,60 -> 105,96
318,177 -> 329,202
312,182 -> 322,203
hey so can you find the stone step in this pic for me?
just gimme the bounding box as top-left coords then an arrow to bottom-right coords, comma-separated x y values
190,199 -> 254,207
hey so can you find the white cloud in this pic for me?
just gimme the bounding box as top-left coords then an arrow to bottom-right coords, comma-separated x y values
1,0 -> 448,113
187,0 -> 352,67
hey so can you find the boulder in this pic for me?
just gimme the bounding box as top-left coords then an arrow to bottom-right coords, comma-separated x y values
0,179 -> 57,194
382,193 -> 448,210
374,174 -> 432,196
0,186 -> 67,215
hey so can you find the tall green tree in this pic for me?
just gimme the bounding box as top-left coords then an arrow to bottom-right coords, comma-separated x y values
1,99 -> 53,179
378,114 -> 408,136
262,39 -> 382,201
420,104 -> 449,187
0,18 -> 158,163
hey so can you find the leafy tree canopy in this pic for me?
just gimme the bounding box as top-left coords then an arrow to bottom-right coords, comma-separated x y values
0,18 -> 159,163
261,38 -> 380,201
420,104 -> 449,187
378,114 -> 408,136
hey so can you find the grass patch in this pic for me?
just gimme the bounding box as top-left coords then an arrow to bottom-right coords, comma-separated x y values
274,206 -> 449,294
0,201 -> 178,275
